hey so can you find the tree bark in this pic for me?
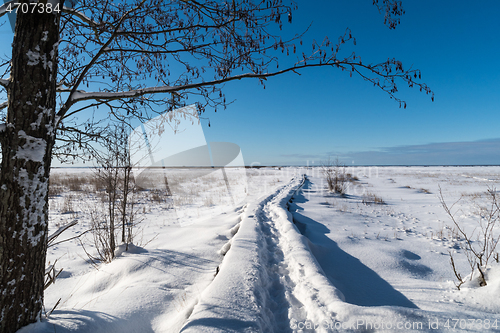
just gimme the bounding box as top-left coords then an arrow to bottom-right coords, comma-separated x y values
0,4 -> 61,332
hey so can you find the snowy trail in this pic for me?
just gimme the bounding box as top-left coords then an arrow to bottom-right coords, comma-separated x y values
181,175 -> 344,333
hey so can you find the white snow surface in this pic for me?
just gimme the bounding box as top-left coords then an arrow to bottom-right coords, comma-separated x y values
19,166 -> 500,332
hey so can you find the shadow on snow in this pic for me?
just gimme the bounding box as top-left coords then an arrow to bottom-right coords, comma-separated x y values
19,310 -> 155,333
290,179 -> 418,309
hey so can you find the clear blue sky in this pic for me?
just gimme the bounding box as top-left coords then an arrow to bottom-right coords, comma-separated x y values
200,0 -> 500,166
1,1 -> 500,166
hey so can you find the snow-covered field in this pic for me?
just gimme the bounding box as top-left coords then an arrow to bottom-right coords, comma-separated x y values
21,166 -> 500,332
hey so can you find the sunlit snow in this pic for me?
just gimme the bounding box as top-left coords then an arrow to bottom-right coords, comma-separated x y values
19,166 -> 500,333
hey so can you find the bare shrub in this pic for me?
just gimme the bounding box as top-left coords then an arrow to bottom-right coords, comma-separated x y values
58,174 -> 87,191
91,174 -> 108,192
150,189 -> 164,204
204,196 -> 215,207
321,157 -> 349,195
48,185 -> 64,197
347,173 -> 359,182
86,191 -> 142,264
61,194 -> 75,215
49,173 -> 91,193
90,165 -> 140,256
90,123 -> 137,261
123,190 -> 141,248
440,186 -> 500,288
362,192 -> 385,205
49,173 -> 65,188
89,207 -> 115,263
174,194 -> 195,207
119,165 -> 135,246
65,175 -> 87,191
92,167 -> 120,260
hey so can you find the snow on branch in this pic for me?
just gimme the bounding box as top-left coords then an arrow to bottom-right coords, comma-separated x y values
62,6 -> 99,28
68,86 -> 175,103
66,67 -> 323,105
48,220 -> 78,247
0,78 -> 9,88
0,0 -> 16,18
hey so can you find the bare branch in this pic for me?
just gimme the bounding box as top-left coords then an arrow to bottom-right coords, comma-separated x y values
60,0 -> 148,117
372,0 -> 405,29
449,251 -> 465,290
63,58 -> 430,108
51,0 -> 433,161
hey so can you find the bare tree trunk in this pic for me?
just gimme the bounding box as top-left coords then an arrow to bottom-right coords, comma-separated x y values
0,6 -> 60,332
107,167 -> 117,259
121,166 -> 131,244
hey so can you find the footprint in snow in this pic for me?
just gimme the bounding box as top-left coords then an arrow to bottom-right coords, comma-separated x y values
401,249 -> 421,260
400,250 -> 433,278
